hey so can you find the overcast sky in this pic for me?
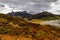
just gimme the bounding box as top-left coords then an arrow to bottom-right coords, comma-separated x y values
0,0 -> 60,14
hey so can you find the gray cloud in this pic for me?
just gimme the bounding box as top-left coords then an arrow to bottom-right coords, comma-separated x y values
0,0 -> 58,14
42,0 -> 57,2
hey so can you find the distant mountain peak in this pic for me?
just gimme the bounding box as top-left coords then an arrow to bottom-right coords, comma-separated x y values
7,11 -> 60,20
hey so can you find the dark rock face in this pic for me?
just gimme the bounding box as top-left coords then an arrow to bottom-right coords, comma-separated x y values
7,11 -> 59,20
7,11 -> 31,18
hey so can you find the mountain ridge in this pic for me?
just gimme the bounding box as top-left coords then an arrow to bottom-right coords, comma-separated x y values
7,11 -> 60,20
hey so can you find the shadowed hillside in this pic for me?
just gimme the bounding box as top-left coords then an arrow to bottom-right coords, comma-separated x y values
7,11 -> 60,20
0,14 -> 60,40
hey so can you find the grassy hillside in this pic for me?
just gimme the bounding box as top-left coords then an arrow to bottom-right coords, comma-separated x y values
0,14 -> 60,40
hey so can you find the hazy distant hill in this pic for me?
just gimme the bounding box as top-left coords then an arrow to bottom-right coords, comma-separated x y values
7,11 -> 60,20
32,11 -> 55,19
7,11 -> 31,18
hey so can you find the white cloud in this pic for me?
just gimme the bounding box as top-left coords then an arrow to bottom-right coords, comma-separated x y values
0,3 -> 12,14
48,0 -> 60,15
0,0 -> 58,14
